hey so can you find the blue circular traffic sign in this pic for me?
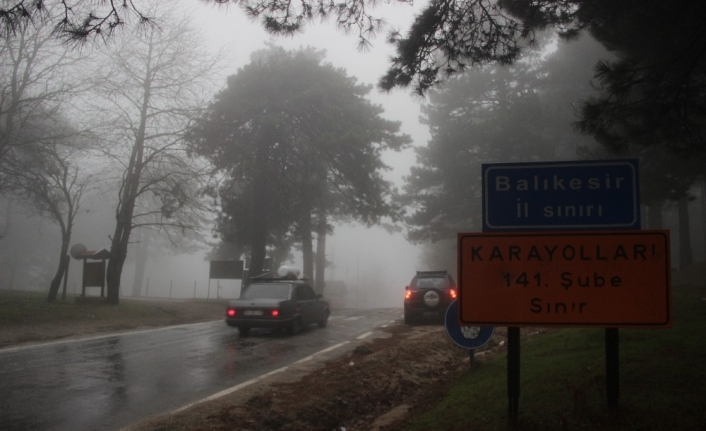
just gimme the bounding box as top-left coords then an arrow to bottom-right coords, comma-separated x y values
445,300 -> 495,349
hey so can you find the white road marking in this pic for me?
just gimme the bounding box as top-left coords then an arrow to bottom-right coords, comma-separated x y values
169,367 -> 288,414
356,332 -> 373,340
292,341 -> 350,365
140,340 -> 352,421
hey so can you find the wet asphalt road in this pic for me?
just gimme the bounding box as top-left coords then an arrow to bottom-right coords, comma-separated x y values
0,308 -> 401,431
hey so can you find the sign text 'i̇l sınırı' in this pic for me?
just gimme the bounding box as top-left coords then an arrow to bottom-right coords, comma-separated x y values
498,173 -> 626,218
482,160 -> 640,231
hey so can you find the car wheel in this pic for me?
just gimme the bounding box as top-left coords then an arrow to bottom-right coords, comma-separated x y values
318,311 -> 329,328
287,317 -> 302,335
238,326 -> 250,337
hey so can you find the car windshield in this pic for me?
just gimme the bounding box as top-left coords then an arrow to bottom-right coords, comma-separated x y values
414,277 -> 447,289
241,283 -> 291,299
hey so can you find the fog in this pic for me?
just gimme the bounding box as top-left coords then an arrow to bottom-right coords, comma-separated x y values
0,0 -> 432,307
2,1 -> 705,307
171,1 -> 429,306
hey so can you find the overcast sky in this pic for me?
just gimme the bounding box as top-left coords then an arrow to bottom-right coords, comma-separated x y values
160,1 -> 433,304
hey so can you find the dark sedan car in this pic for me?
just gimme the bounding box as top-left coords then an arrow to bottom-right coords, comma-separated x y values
226,280 -> 330,337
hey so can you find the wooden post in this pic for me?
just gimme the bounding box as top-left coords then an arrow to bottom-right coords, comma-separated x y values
81,258 -> 86,297
61,255 -> 70,301
100,259 -> 105,297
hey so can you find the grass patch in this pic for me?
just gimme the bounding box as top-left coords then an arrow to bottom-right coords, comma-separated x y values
0,290 -> 228,326
405,284 -> 706,431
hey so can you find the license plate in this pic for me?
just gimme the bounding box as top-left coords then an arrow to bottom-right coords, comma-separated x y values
243,310 -> 263,316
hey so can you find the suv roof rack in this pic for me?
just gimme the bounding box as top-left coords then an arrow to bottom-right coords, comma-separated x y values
415,270 -> 448,275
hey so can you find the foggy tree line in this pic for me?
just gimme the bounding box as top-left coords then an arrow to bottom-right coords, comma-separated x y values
3,1 -> 704,155
0,2 -> 410,301
390,0 -> 706,270
4,1 -> 705,135
2,0 -> 705,300
0,2 -> 220,303
187,46 -> 410,293
402,29 -> 706,270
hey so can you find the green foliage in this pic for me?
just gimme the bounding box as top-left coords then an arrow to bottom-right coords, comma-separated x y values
402,37 -> 604,244
580,144 -> 702,208
189,46 -> 410,272
380,0 -> 526,94
403,284 -> 706,431
575,1 -> 706,154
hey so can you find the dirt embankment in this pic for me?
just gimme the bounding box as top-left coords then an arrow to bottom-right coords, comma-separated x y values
123,324 -> 551,431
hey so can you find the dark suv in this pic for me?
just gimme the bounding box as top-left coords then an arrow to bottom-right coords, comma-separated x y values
404,270 -> 457,324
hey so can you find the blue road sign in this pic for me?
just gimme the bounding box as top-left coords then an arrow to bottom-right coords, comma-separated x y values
445,300 -> 495,349
482,159 -> 640,232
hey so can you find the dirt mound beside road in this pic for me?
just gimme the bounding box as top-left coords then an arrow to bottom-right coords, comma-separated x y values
125,323 -> 512,431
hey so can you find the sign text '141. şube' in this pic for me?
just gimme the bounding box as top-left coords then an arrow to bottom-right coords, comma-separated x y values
457,230 -> 671,328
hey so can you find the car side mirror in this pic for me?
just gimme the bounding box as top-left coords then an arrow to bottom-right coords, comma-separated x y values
405,285 -> 411,290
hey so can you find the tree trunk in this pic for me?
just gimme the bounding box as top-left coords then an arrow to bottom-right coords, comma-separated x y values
105,34 -> 154,305
7,254 -> 18,290
131,231 -> 150,297
47,253 -> 69,302
301,211 -> 314,282
47,222 -> 71,302
646,203 -> 663,229
678,196 -> 693,267
248,184 -> 269,279
106,203 -> 135,305
249,230 -> 267,278
106,213 -> 132,304
247,128 -> 275,280
314,213 -> 327,295
0,200 -> 14,289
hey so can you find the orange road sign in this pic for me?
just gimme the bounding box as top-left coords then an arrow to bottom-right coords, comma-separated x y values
457,230 -> 671,328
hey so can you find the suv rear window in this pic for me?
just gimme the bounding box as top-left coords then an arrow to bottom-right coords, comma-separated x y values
412,277 -> 448,289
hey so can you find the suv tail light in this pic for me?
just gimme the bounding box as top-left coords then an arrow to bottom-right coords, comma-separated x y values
449,288 -> 457,299
405,290 -> 413,300
227,308 -> 236,317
